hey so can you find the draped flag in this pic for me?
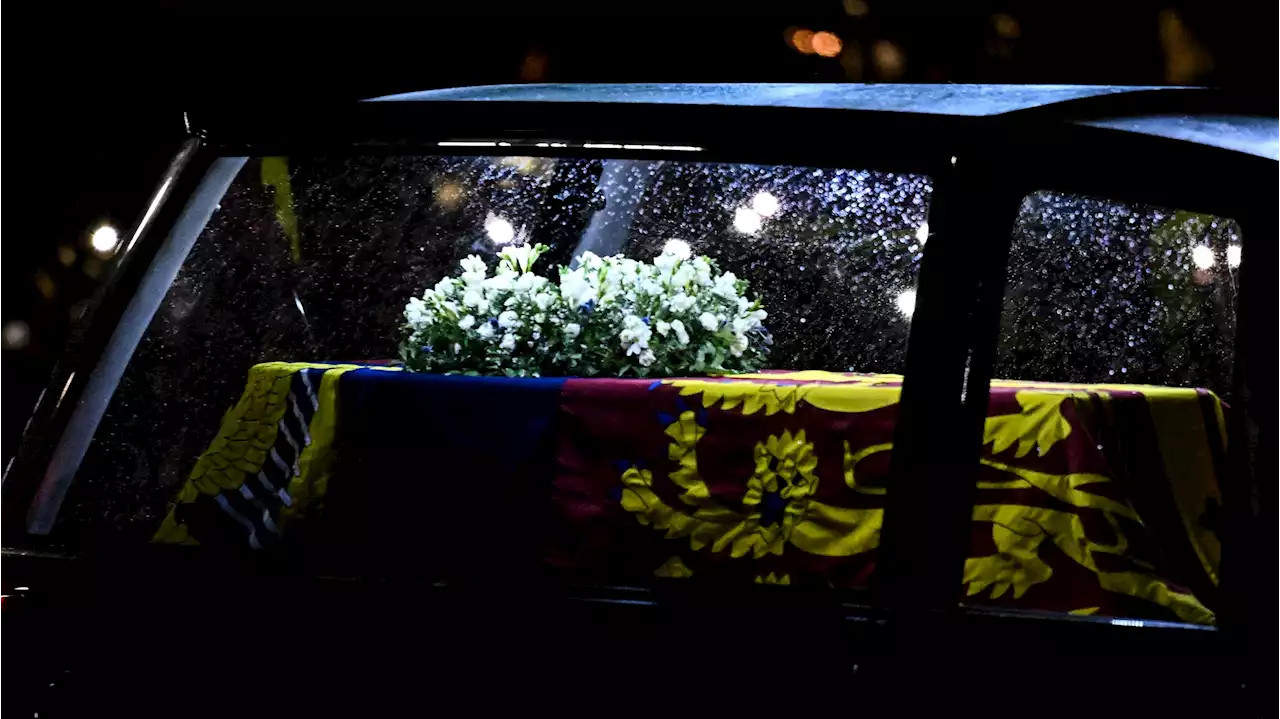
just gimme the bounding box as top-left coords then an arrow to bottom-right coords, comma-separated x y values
156,364 -> 1224,624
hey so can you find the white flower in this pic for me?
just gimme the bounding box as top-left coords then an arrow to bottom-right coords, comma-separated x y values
533,314 -> 547,324
564,322 -> 581,339
692,257 -> 714,287
670,319 -> 690,345
498,310 -> 521,329
452,343 -> 462,354
638,349 -> 656,367
662,238 -> 692,260
458,314 -> 476,330
405,297 -> 430,327
731,317 -> 751,335
499,244 -> 536,273
730,334 -> 749,357
475,322 -> 495,339
533,292 -> 554,311
463,288 -> 485,309
653,252 -> 679,274
484,271 -> 516,292
619,314 -> 652,353
434,277 -> 457,295
698,312 -> 719,331
655,320 -> 671,336
672,264 -> 695,287
459,255 -> 487,275
514,272 -> 540,293
668,293 -> 696,313
499,332 -> 517,351
441,300 -> 460,315
560,268 -> 597,307
713,272 -> 739,300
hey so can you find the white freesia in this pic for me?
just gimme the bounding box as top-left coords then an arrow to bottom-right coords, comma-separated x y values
498,310 -> 521,329
402,241 -> 767,376
670,319 -> 690,345
668,293 -> 696,313
405,297 -> 430,327
560,268 -> 597,307
619,314 -> 652,354
713,271 -> 739,300
499,244 -> 537,273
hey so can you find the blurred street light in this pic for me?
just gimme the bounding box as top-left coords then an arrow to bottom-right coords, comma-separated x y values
90,225 -> 120,255
734,207 -> 763,234
1191,245 -> 1214,270
895,288 -> 917,319
811,31 -> 843,58
3,320 -> 30,351
1226,244 -> 1242,268
485,215 -> 516,244
873,40 -> 905,79
751,191 -> 780,217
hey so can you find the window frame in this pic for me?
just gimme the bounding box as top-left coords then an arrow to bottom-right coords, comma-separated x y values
2,99 -> 1271,666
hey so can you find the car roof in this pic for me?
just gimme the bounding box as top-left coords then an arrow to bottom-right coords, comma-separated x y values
373,82 -> 1164,116
371,83 -> 1278,160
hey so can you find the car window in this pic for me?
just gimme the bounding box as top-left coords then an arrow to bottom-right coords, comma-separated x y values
964,190 -> 1239,626
52,154 -> 934,599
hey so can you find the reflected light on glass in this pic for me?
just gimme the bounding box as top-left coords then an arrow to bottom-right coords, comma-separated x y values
915,221 -> 929,244
751,191 -> 780,217
1226,244 -> 1241,268
90,225 -> 120,255
1191,245 -> 1214,270
895,288 -> 917,319
662,238 -> 692,259
733,207 -> 763,234
485,215 -> 516,245
812,31 -> 843,58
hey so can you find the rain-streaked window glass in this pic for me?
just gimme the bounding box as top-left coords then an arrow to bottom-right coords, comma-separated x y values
54,155 -> 933,545
962,190 -> 1239,626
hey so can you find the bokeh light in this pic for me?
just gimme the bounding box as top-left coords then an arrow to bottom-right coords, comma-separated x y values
485,215 -> 516,244
751,191 -> 780,217
436,182 -> 464,210
992,13 -> 1021,39
3,320 -> 30,351
872,40 -> 905,79
1226,244 -> 1241,268
842,0 -> 869,17
1191,245 -> 1214,270
90,224 -> 120,255
895,288 -> 917,319
915,221 -> 929,244
812,31 -> 843,58
733,207 -> 763,234
788,28 -> 816,54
